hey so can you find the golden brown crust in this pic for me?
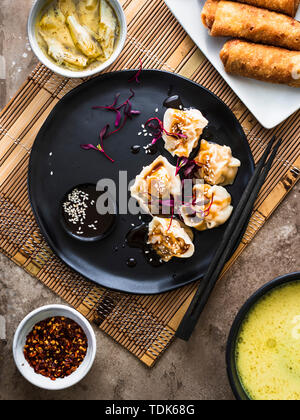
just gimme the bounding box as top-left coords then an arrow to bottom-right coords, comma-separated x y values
201,0 -> 219,29
220,39 -> 300,87
203,0 -> 299,17
233,0 -> 299,17
209,1 -> 300,51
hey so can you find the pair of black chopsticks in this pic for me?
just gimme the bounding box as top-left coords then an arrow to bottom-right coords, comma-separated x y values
176,135 -> 282,341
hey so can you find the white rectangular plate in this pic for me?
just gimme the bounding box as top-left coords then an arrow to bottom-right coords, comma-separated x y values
164,0 -> 300,129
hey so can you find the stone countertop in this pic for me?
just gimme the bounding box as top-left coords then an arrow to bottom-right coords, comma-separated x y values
0,0 -> 299,401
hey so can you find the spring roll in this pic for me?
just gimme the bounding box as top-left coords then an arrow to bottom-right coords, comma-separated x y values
235,0 -> 299,16
220,39 -> 300,87
202,0 -> 299,17
202,0 -> 300,51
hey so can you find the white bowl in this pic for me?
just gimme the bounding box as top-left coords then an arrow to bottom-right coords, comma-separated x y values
13,305 -> 97,390
27,0 -> 127,79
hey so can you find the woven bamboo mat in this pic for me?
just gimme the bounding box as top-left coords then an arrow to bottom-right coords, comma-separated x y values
0,0 -> 299,367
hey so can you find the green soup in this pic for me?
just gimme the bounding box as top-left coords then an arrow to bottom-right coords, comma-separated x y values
236,281 -> 300,400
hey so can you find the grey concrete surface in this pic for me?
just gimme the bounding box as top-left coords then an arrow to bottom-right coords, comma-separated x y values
0,0 -> 299,401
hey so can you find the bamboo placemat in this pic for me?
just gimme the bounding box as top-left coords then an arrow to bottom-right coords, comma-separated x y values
0,0 -> 299,367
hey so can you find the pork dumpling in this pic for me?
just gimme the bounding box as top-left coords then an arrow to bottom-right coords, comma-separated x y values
195,140 -> 241,186
162,108 -> 208,158
130,156 -> 182,215
38,6 -> 88,69
148,217 -> 195,262
181,184 -> 233,231
99,0 -> 118,59
67,15 -> 102,59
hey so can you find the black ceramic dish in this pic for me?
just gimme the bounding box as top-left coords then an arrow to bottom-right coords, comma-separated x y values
28,69 -> 254,294
226,271 -> 300,400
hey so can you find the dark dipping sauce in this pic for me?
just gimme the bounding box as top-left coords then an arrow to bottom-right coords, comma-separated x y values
126,223 -> 164,267
146,143 -> 158,155
131,145 -> 141,154
62,184 -> 116,241
163,94 -> 184,110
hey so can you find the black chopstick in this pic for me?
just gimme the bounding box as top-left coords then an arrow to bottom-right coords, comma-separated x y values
176,136 -> 282,341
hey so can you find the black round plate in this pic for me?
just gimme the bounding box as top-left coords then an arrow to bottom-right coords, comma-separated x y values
28,70 -> 254,294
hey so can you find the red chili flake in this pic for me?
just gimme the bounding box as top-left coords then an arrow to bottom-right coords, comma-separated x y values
23,316 -> 88,381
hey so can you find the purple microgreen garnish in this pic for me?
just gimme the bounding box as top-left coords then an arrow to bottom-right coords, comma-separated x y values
128,58 -> 143,84
93,89 -> 140,132
81,125 -> 114,163
176,157 -> 189,176
145,117 -> 188,146
184,162 -> 197,178
84,90 -> 140,162
114,110 -> 122,127
81,141 -> 114,163
80,144 -> 99,151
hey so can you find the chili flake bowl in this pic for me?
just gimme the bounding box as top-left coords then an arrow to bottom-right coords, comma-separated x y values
13,304 -> 96,390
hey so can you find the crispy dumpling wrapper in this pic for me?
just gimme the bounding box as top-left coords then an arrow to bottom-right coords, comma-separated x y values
195,139 -> 241,186
148,217 -> 195,262
162,108 -> 208,158
181,184 -> 233,231
99,0 -> 118,59
130,155 -> 182,215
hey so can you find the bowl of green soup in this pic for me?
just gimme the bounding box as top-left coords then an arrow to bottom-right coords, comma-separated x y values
227,272 -> 300,401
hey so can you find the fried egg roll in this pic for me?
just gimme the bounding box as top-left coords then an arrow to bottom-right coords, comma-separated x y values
202,0 -> 219,28
220,39 -> 300,87
202,0 -> 299,17
202,0 -> 300,51
235,0 -> 299,16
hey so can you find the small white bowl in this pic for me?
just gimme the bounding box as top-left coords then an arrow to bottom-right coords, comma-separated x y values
13,305 -> 97,390
27,0 -> 127,79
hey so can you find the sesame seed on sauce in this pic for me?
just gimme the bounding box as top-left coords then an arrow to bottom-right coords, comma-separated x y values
62,185 -> 115,240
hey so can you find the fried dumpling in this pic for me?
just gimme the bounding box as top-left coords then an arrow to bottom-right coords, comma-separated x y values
148,217 -> 195,262
99,0 -> 118,59
38,6 -> 88,69
67,14 -> 102,59
195,140 -> 241,186
130,156 -> 182,215
162,108 -> 208,158
181,184 -> 233,231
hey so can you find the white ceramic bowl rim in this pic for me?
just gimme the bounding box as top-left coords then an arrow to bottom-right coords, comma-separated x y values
27,0 -> 127,79
13,304 -> 97,391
